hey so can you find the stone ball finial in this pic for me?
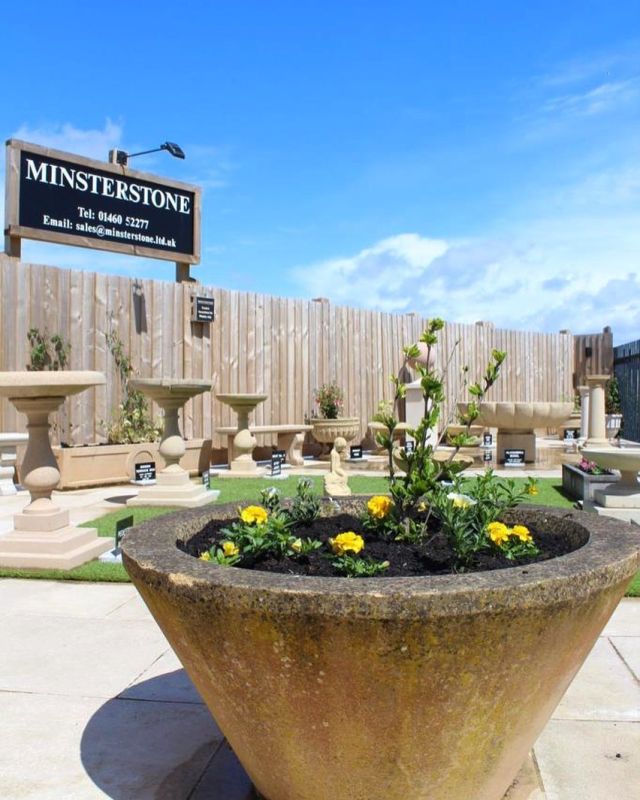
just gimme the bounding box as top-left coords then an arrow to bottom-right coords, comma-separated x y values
406,342 -> 436,370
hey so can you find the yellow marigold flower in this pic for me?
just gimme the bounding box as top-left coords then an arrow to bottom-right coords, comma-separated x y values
511,525 -> 532,542
367,495 -> 393,519
487,521 -> 510,545
417,501 -> 429,512
222,541 -> 240,557
447,492 -> 477,509
199,551 -> 212,561
329,531 -> 365,556
291,538 -> 303,553
525,484 -> 539,496
239,505 -> 268,525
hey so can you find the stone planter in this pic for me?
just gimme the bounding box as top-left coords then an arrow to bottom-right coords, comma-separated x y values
52,439 -> 211,489
311,417 -> 360,449
605,413 -> 623,440
122,503 -> 639,800
561,463 -> 620,501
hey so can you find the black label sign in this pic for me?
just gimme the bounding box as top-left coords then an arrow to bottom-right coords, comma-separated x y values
404,440 -> 415,455
504,449 -> 525,465
483,433 -> 493,447
115,515 -> 134,547
18,149 -> 196,257
270,455 -> 282,476
563,428 -> 580,441
192,296 -> 215,322
483,450 -> 493,462
350,445 -> 363,459
134,461 -> 156,482
272,448 -> 286,464
202,469 -> 210,486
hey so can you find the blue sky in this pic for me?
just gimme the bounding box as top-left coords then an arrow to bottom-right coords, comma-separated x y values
2,1 -> 639,343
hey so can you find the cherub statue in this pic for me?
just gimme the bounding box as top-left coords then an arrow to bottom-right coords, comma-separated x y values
324,437 -> 352,497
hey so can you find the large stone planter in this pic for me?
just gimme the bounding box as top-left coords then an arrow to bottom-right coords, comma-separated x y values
122,503 -> 639,800
52,439 -> 211,489
561,462 -> 620,501
311,417 -> 360,453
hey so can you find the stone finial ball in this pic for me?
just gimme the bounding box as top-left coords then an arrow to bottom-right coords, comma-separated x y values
406,342 -> 436,370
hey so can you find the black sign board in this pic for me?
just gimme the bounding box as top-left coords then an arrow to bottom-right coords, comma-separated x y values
350,445 -> 363,459
192,296 -> 215,323
202,469 -> 210,486
503,449 -> 525,466
483,450 -> 493,462
563,428 -> 580,441
6,140 -> 200,263
404,440 -> 415,455
270,455 -> 282,476
272,448 -> 286,464
115,515 -> 134,548
134,461 -> 156,482
482,432 -> 493,447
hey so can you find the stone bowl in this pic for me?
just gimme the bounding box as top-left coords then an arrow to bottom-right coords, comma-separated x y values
458,401 -> 574,432
122,502 -> 639,800
311,417 -> 360,445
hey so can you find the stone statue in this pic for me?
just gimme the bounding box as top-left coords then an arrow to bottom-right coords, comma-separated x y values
324,437 -> 352,497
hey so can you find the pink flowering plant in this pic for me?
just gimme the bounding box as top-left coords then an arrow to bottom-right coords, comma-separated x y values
314,381 -> 344,419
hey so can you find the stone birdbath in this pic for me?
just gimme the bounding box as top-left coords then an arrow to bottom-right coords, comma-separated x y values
457,401 -> 573,463
0,432 -> 28,495
217,393 -> 268,473
581,446 -> 640,509
0,371 -> 110,569
127,378 -> 219,507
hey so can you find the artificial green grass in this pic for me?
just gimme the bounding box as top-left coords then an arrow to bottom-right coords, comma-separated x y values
0,474 -> 636,593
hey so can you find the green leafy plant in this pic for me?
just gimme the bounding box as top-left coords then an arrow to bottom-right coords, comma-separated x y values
104,329 -> 162,444
368,319 -> 540,570
331,554 -> 390,577
314,382 -> 344,419
26,328 -> 71,371
605,377 -> 621,415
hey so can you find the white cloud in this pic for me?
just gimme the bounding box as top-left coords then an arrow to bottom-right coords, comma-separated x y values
290,213 -> 640,345
11,119 -> 123,160
541,79 -> 639,119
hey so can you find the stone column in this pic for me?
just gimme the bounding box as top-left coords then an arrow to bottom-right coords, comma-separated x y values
578,386 -> 590,443
404,381 -> 436,447
585,375 -> 610,448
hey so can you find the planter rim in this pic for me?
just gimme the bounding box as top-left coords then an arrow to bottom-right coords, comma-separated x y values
122,502 -> 640,619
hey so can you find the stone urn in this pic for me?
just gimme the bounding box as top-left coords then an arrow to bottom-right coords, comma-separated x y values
122,503 -> 639,800
311,417 -> 360,452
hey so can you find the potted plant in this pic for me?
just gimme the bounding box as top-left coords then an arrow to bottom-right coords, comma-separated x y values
605,376 -> 623,439
310,381 -> 360,453
561,456 -> 620,502
122,320 -> 639,800
53,329 -> 210,488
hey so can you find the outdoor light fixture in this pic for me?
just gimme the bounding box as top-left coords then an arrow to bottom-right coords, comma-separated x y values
109,142 -> 186,167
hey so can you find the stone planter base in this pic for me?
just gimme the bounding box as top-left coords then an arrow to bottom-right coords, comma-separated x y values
562,463 -> 620,502
52,439 -> 211,490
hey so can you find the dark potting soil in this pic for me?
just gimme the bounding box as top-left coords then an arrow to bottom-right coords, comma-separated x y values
180,512 -> 578,578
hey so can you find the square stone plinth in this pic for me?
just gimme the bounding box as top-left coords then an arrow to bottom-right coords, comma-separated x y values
0,526 -> 111,569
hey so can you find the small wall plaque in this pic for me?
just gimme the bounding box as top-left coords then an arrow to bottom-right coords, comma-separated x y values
503,449 -> 525,466
350,445 -> 363,459
482,432 -> 493,447
191,296 -> 215,323
134,461 -> 156,482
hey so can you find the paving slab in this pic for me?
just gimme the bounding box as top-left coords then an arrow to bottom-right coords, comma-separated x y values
534,719 -> 640,800
611,636 -> 640,681
120,655 -> 204,705
106,591 -> 154,621
0,577 -> 136,619
0,690 -> 221,800
601,598 -> 640,637
554,638 -> 640,721
0,614 -> 170,699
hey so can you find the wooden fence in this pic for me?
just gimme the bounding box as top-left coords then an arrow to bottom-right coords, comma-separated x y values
573,328 -> 614,388
0,257 -> 574,449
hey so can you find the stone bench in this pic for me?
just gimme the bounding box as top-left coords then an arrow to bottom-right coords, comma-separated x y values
216,424 -> 312,467
0,433 -> 28,495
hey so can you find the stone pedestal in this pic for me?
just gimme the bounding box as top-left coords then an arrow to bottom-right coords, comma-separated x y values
216,393 -> 268,474
0,432 -> 27,495
0,372 -> 110,569
498,431 -> 536,463
578,385 -> 590,442
127,379 -> 219,508
585,375 -> 610,448
582,447 -> 640,510
404,380 -> 436,446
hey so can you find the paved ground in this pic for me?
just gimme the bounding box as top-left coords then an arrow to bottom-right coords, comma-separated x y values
0,578 -> 637,799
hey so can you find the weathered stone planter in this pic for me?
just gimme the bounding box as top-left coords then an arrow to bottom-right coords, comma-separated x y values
562,462 -> 620,502
52,439 -> 211,489
311,417 -> 360,454
122,503 -> 639,800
